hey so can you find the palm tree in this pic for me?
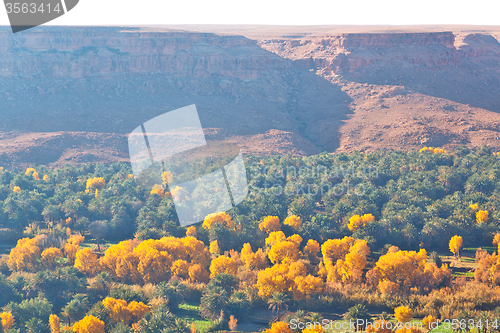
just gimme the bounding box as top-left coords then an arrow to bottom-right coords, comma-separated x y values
110,323 -> 134,333
61,294 -> 89,325
154,281 -> 187,310
295,310 -> 307,323
61,303 -> 76,326
344,304 -> 371,331
25,318 -> 48,333
308,312 -> 323,324
94,272 -> 112,295
268,292 -> 290,321
167,318 -> 191,333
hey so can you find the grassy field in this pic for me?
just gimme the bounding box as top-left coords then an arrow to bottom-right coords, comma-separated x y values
177,303 -> 212,331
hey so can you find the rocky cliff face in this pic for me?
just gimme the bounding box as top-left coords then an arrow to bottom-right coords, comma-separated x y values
259,31 -> 500,112
0,26 -> 350,168
258,29 -> 500,154
0,26 -> 500,168
260,32 -> 458,71
0,27 -> 287,79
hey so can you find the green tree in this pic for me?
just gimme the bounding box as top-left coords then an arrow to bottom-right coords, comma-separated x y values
153,281 -> 187,310
267,292 -> 290,321
344,304 -> 371,331
200,286 -> 230,320
61,294 -> 89,325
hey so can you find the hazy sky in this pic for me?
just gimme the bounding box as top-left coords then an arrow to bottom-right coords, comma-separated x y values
1,0 -> 499,26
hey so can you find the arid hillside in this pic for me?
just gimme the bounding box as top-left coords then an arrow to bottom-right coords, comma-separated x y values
0,25 -> 499,168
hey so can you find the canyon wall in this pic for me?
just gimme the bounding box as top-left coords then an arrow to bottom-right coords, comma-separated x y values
0,26 -> 500,168
0,27 -> 287,79
259,31 -> 500,112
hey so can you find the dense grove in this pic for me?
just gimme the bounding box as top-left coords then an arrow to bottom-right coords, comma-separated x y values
2,146 -> 500,332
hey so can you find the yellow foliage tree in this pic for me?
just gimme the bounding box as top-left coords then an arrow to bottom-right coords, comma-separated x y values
284,215 -> 302,229
150,184 -> 166,197
170,186 -> 183,199
268,241 -> 299,264
286,234 -> 303,248
369,248 -> 448,293
202,212 -> 235,230
259,216 -> 281,234
321,236 -> 355,267
43,174 -> 49,181
228,315 -> 238,331
102,297 -> 132,325
115,252 -> 142,284
136,247 -> 172,284
420,147 -> 446,154
182,236 -> 211,267
493,233 -> 500,253
209,255 -> 238,277
72,315 -> 105,333
377,279 -> 399,295
188,264 -> 210,283
210,240 -> 220,256
171,259 -> 190,279
334,239 -> 371,283
49,314 -> 60,333
422,315 -> 438,330
348,214 -> 375,232
449,235 -> 463,257
469,203 -> 479,210
99,240 -> 137,280
240,243 -> 268,270
32,171 -> 40,180
256,262 -> 307,298
161,171 -> 173,184
493,233 -> 500,247
65,235 -> 85,264
41,247 -> 64,269
304,239 -> 320,257
394,306 -> 412,323
265,231 -> 287,247
325,239 -> 370,284
64,242 -> 79,264
1,312 -> 14,331
472,250 -> 500,285
375,249 -> 427,287
186,226 -> 197,237
476,210 -> 489,224
8,237 -> 41,272
25,167 -> 36,176
293,274 -> 324,300
127,301 -> 149,323
12,186 -> 21,193
86,177 -> 106,191
67,234 -> 85,245
74,248 -> 100,276
265,321 -> 293,333
98,236 -> 209,284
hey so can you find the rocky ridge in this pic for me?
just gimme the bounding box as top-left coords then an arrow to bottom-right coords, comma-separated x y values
0,26 -> 499,167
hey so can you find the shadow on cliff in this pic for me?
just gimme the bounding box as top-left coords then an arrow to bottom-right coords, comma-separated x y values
339,33 -> 500,112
